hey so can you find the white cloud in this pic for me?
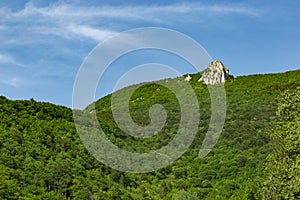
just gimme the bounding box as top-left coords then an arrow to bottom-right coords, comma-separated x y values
0,2 -> 262,42
202,4 -> 261,16
0,1 -> 263,82
0,54 -> 13,63
8,77 -> 23,87
0,54 -> 24,67
66,24 -> 117,41
14,2 -> 261,21
0,76 -> 26,88
0,55 -> 27,87
27,23 -> 117,42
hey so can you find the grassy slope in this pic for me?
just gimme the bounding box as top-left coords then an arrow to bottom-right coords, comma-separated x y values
0,70 -> 299,199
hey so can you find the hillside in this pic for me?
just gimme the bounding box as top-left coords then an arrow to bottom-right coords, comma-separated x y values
0,70 -> 299,199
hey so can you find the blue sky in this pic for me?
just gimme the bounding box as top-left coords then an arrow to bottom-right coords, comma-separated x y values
0,0 -> 299,108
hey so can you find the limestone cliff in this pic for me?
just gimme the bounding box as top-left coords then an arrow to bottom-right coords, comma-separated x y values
198,61 -> 229,84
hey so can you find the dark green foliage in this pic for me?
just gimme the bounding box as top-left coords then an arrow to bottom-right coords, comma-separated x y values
0,70 -> 299,199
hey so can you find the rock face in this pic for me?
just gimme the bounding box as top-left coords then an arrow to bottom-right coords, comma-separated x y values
184,74 -> 192,81
198,61 -> 229,84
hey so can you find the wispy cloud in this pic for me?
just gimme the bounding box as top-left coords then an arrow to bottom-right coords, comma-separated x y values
0,2 -> 262,42
201,4 -> 261,16
0,1 -> 263,90
0,54 -> 14,63
66,24 -> 117,41
0,54 -> 25,67
0,54 -> 28,87
0,76 -> 26,88
14,2 -> 261,20
7,77 -> 24,88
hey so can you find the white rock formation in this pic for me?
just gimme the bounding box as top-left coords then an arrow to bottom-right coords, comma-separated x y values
184,74 -> 192,81
198,61 -> 229,84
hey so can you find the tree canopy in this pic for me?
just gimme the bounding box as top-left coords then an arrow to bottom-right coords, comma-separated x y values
0,70 -> 299,199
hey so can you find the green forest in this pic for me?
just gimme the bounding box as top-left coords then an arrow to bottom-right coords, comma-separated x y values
0,70 -> 299,199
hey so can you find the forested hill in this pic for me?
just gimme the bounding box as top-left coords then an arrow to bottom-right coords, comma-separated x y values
0,70 -> 300,199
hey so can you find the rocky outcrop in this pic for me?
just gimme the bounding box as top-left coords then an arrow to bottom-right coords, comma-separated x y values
198,61 -> 229,84
184,74 -> 192,81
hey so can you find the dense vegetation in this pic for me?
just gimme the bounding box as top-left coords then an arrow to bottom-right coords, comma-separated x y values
258,87 -> 300,199
0,70 -> 299,199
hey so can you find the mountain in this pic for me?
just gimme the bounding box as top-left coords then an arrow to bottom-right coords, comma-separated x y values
0,69 -> 299,199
